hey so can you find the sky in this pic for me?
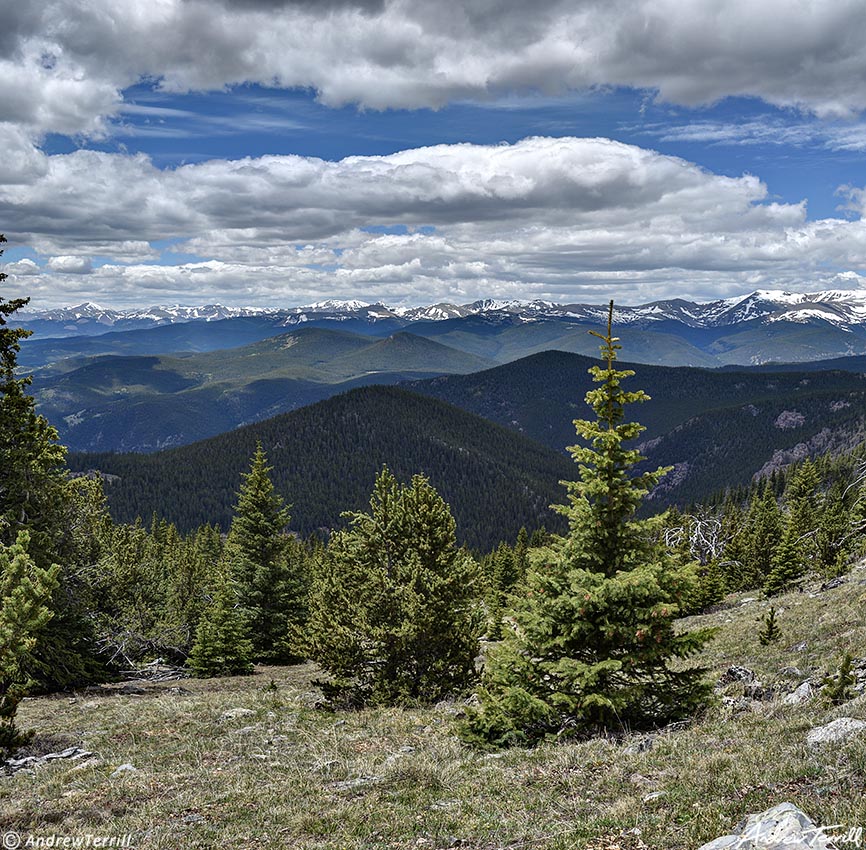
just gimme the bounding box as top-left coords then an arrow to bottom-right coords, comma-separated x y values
4,0 -> 866,309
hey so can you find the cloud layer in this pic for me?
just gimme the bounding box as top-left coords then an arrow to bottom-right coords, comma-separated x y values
5,0 -> 866,144
5,136 -> 866,308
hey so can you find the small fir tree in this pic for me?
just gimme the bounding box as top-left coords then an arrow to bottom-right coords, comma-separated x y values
305,467 -> 481,707
821,653 -> 856,706
223,444 -> 307,664
0,532 -> 59,754
188,566 -> 254,678
815,484 -> 853,578
485,542 -> 520,639
764,520 -> 805,596
743,483 -> 783,587
460,302 -> 714,749
757,607 -> 782,645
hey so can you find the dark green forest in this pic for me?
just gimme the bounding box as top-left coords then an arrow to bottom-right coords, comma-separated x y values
69,385 -> 574,551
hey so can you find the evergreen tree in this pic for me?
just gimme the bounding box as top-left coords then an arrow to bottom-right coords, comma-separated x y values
764,519 -> 805,596
305,467 -> 481,706
0,532 -> 59,753
223,444 -> 307,664
757,607 -> 782,645
741,483 -> 782,588
460,302 -> 713,748
513,527 -> 529,586
486,542 -> 520,639
785,459 -> 820,532
815,484 -> 852,577
188,566 -> 254,678
821,653 -> 856,706
0,235 -> 103,688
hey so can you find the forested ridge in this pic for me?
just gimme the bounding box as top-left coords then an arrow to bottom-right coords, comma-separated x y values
69,385 -> 573,550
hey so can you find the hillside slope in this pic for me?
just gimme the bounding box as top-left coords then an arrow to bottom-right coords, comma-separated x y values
35,330 -> 494,452
409,350 -> 866,506
69,386 -> 574,550
11,566 -> 866,848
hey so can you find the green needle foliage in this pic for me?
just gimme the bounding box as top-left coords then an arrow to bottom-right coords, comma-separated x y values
0,531 -> 59,754
460,301 -> 714,749
222,443 -> 308,664
188,565 -> 254,678
821,652 -> 856,707
757,607 -> 782,645
305,466 -> 481,707
764,521 -> 805,596
1,234 -> 104,689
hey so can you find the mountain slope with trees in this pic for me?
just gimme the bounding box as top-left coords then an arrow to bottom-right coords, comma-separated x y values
69,386 -> 574,550
32,329 -> 495,452
410,350 -> 866,508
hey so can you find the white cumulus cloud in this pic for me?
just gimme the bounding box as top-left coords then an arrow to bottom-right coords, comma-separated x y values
5,0 -> 866,144
5,136 -> 866,308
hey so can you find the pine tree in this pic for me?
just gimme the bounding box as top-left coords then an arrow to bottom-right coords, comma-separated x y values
0,532 -> 59,753
757,607 -> 781,645
486,542 -> 520,639
0,235 -> 103,688
305,467 -> 481,707
815,484 -> 852,577
821,653 -> 856,706
460,302 -> 713,748
223,444 -> 307,664
513,527 -> 529,586
740,483 -> 782,589
188,566 -> 254,678
764,519 -> 805,596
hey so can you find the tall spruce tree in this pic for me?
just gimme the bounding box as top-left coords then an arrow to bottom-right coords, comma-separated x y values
0,532 -> 59,753
0,235 -> 103,688
764,518 -> 805,596
740,483 -> 782,589
460,302 -> 713,748
305,467 -> 481,706
223,444 -> 307,664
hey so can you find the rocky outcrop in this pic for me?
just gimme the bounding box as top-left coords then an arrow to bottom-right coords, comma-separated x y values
697,802 -> 836,849
806,717 -> 866,747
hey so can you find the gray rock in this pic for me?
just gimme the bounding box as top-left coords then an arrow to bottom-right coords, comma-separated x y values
3,746 -> 96,775
110,763 -> 138,777
744,681 -> 775,701
806,717 -> 866,747
219,707 -> 255,722
697,802 -> 836,849
788,641 -> 808,652
329,774 -> 381,791
778,666 -> 804,680
718,666 -> 757,686
782,682 -> 813,705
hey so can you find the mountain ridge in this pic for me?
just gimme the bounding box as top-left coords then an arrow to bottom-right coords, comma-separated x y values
17,288 -> 866,337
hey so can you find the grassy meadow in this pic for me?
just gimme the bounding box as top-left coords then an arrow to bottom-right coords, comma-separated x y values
5,566 -> 866,850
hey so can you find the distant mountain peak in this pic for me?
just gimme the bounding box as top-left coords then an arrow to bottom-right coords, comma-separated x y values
17,287 -> 866,336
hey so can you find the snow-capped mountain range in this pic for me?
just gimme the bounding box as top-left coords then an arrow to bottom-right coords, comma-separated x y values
17,289 -> 866,332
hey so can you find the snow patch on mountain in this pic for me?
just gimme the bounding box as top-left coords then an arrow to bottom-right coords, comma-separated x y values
17,288 -> 866,332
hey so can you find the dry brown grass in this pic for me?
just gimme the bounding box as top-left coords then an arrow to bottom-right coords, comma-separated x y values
4,566 -> 866,849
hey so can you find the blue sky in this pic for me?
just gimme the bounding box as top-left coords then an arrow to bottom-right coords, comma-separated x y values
43,84 -> 861,222
5,1 -> 866,308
